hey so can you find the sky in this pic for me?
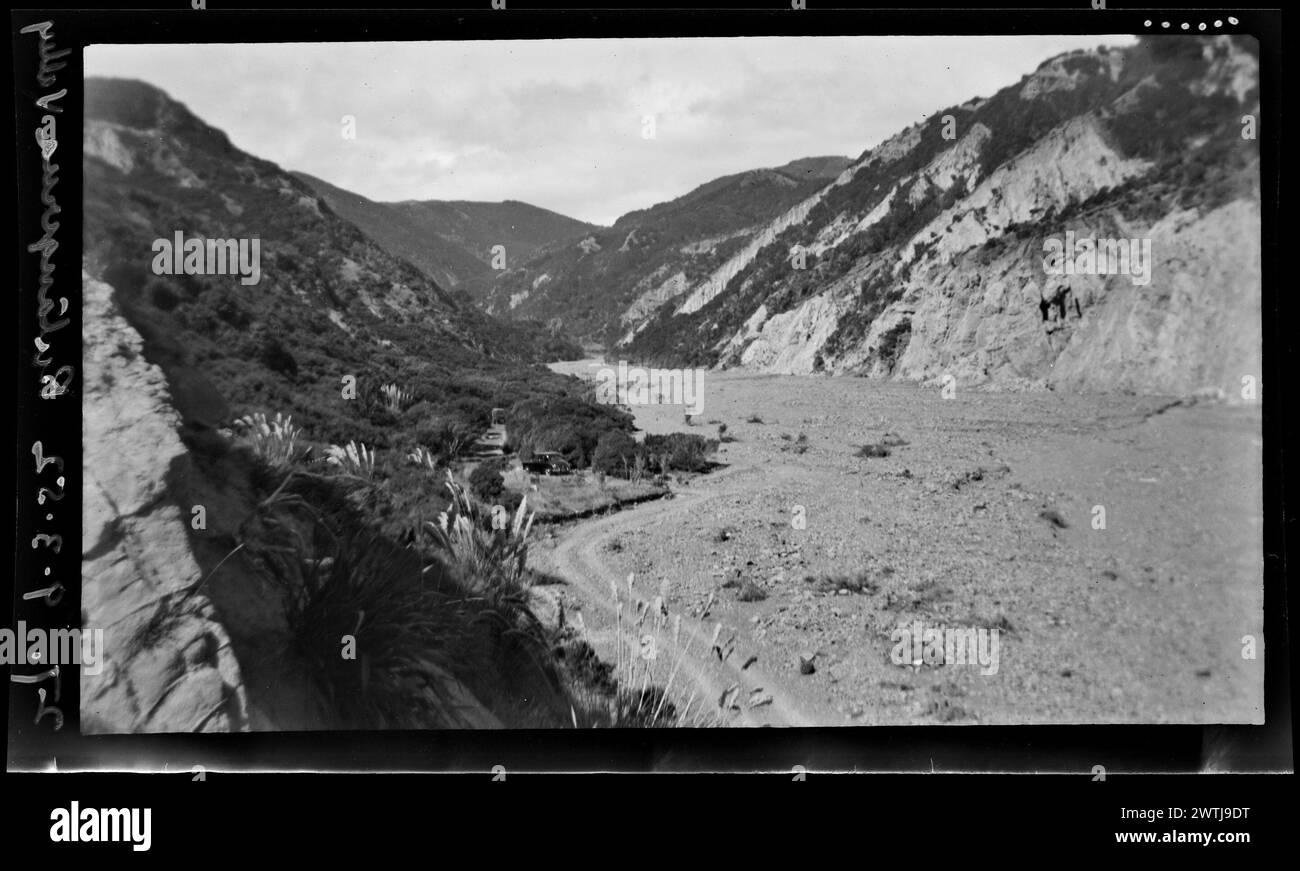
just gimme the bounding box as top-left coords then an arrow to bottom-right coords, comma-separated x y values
86,35 -> 1135,226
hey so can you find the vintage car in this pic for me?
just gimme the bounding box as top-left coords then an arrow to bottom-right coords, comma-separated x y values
521,451 -> 572,476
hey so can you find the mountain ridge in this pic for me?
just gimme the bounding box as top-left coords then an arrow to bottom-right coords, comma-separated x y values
295,170 -> 600,291
617,35 -> 1261,397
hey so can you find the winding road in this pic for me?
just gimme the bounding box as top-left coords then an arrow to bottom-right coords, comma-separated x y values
534,463 -> 821,727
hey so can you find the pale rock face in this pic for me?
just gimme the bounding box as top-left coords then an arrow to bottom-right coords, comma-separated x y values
678,227 -> 749,256
738,293 -> 841,374
861,123 -> 924,170
623,270 -> 688,327
861,199 -> 1260,397
922,121 -> 992,194
1193,35 -> 1259,103
718,303 -> 770,362
327,308 -> 355,336
81,273 -> 250,734
673,148 -> 882,318
84,122 -> 135,173
900,114 -> 1153,266
675,187 -> 830,316
623,42 -> 1258,402
1048,200 -> 1261,395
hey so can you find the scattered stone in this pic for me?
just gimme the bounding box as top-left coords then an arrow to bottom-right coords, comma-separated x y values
1039,508 -> 1069,529
799,654 -> 817,675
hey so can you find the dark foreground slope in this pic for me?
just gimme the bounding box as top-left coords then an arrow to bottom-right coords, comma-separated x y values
81,77 -> 638,733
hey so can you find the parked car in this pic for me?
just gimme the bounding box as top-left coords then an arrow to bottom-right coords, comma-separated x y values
522,451 -> 572,476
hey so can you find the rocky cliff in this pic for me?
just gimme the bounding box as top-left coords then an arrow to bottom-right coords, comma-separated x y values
82,271 -> 507,733
620,36 -> 1261,397
82,273 -> 250,733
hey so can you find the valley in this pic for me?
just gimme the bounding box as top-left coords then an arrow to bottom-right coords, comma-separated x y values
533,361 -> 1264,724
75,32 -> 1266,734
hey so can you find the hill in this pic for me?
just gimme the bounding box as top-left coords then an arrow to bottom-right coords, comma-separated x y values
620,36 -> 1261,397
476,155 -> 852,345
295,170 -> 599,290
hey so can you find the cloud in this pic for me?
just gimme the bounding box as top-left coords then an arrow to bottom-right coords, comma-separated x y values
86,35 -> 1135,225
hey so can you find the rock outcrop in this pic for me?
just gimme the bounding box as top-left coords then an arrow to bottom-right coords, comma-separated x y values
82,273 -> 249,733
620,36 -> 1261,399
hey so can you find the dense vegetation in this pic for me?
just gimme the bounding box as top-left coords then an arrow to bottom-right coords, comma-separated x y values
83,77 -> 694,730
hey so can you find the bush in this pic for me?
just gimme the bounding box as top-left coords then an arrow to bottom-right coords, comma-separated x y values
417,419 -> 477,463
257,333 -> 299,377
591,430 -> 639,476
644,432 -> 717,473
469,463 -> 506,503
146,277 -> 182,312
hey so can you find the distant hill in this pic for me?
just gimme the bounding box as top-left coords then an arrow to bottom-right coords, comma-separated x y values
82,77 -> 589,448
294,171 -> 598,290
477,155 -> 852,344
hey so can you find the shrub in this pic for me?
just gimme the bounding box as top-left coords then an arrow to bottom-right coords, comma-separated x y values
426,472 -> 535,607
643,432 -> 716,473
230,411 -> 302,469
780,432 -> 809,455
380,382 -> 415,414
326,440 -> 377,479
406,445 -> 439,475
591,430 -> 638,476
469,463 -> 506,503
257,333 -> 299,377
417,419 -> 477,463
146,277 -> 182,312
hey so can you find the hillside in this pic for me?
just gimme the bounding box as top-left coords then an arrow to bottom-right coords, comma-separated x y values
83,77 -> 592,447
477,155 -> 851,345
81,77 -> 635,733
291,171 -> 495,291
295,170 -> 599,290
619,36 -> 1260,397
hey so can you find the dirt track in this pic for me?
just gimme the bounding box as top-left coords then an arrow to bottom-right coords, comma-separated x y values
536,463 -> 829,726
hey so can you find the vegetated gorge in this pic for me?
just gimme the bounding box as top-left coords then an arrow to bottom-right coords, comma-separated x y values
82,34 -> 1262,732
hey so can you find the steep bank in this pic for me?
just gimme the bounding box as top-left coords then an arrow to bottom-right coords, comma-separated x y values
617,36 -> 1261,398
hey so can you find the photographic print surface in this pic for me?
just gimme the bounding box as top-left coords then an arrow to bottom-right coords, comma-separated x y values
77,32 -> 1262,734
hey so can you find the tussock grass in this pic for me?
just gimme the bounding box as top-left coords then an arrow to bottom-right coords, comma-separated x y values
326,440 -> 376,479
229,412 -> 303,469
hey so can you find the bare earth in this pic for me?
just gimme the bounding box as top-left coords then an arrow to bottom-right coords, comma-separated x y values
534,361 -> 1264,726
